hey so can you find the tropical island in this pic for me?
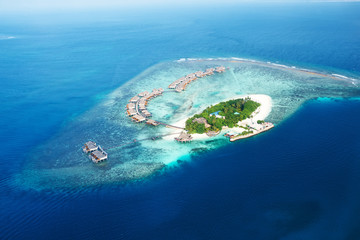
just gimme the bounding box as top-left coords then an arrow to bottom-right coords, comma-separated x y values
122,66 -> 274,143
169,94 -> 274,142
185,97 -> 260,134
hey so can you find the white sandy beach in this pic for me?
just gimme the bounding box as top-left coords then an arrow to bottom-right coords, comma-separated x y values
163,94 -> 272,141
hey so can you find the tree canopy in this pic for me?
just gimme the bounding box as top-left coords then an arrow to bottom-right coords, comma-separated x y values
185,97 -> 260,134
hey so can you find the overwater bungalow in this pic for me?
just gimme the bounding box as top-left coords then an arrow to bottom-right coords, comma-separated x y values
195,71 -> 205,78
169,77 -> 186,89
127,108 -> 137,116
126,103 -> 136,109
138,91 -> 149,97
178,76 -> 186,82
89,146 -> 108,163
139,98 -> 147,105
186,73 -> 196,79
141,110 -> 152,117
175,81 -> 188,92
82,141 -> 98,153
144,89 -> 163,100
83,142 -> 108,163
168,83 -> 177,89
204,68 -> 215,75
175,131 -> 193,142
215,66 -> 226,73
139,105 -> 146,111
150,88 -> 163,97
146,119 -> 160,126
132,114 -> 146,122
130,95 -> 140,103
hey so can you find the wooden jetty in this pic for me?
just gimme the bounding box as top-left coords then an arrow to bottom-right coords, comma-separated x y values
155,121 -> 184,130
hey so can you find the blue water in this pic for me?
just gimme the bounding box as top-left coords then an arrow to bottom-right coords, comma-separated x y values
1,3 -> 360,239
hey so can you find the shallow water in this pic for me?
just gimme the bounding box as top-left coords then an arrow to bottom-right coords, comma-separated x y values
1,3 -> 360,239
3,97 -> 360,240
13,59 -> 359,189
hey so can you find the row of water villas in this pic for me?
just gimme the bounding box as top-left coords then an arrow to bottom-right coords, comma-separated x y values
168,66 -> 226,92
126,88 -> 164,125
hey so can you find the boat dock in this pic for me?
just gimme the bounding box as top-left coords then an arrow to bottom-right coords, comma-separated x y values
227,123 -> 275,141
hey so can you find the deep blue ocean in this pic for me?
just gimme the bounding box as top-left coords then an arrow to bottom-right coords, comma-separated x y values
1,3 -> 360,239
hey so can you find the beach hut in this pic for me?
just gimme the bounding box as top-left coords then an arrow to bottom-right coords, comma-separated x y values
175,132 -> 193,143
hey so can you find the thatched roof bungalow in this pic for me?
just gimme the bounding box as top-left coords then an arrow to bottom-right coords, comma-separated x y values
175,131 -> 193,142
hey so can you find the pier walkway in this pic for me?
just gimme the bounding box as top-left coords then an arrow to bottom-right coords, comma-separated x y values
155,121 -> 184,130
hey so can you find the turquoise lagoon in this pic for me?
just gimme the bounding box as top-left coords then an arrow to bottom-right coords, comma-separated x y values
16,58 -> 359,189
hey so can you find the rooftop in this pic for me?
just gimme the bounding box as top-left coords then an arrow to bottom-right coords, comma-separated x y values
193,117 -> 211,128
130,95 -> 140,102
146,119 -> 160,126
85,141 -> 97,150
92,150 -> 107,160
175,131 -> 193,142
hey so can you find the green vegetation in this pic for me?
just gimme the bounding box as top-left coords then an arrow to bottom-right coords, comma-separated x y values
236,130 -> 253,137
185,97 -> 260,134
257,120 -> 265,124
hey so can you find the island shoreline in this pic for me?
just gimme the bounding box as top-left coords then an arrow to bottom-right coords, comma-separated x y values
163,94 -> 273,141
